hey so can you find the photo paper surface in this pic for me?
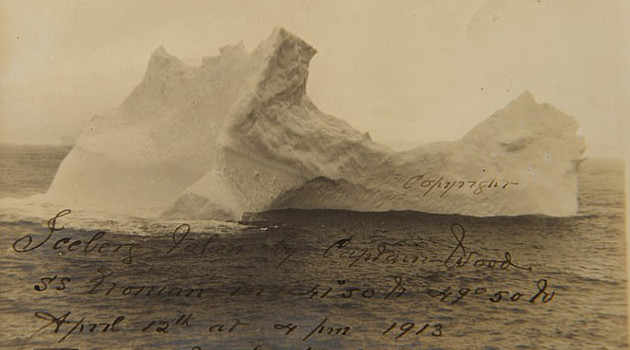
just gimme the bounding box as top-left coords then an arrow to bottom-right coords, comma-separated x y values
1,1 -> 628,349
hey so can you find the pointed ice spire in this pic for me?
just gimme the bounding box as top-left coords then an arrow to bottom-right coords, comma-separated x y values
512,90 -> 536,105
254,27 -> 318,103
146,46 -> 184,72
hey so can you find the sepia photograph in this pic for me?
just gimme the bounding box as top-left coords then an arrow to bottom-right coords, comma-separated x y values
1,1 -> 628,349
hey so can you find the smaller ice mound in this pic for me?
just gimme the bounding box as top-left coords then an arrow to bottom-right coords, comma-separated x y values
268,91 -> 585,217
46,28 -> 585,220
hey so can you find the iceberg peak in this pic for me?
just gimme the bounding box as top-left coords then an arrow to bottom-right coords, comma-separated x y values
151,45 -> 170,57
502,90 -> 540,113
514,90 -> 536,104
252,27 -> 317,104
146,45 -> 185,70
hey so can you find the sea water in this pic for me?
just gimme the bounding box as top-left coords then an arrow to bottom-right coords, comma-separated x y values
0,144 -> 627,349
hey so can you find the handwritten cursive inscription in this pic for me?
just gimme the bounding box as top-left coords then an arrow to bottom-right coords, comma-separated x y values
32,310 -> 124,343
427,278 -> 556,305
444,223 -> 532,271
322,236 -> 429,268
402,173 -> 519,197
12,209 -> 139,264
7,209 -> 569,350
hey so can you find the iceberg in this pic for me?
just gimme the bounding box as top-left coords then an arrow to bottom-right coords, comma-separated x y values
46,28 -> 585,220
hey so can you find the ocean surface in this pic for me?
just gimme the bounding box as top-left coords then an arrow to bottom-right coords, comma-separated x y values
0,144 -> 627,350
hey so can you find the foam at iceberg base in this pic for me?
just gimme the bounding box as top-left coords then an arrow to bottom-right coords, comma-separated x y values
46,28 -> 586,220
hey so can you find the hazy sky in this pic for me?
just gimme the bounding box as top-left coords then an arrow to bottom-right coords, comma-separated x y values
1,0 -> 628,156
